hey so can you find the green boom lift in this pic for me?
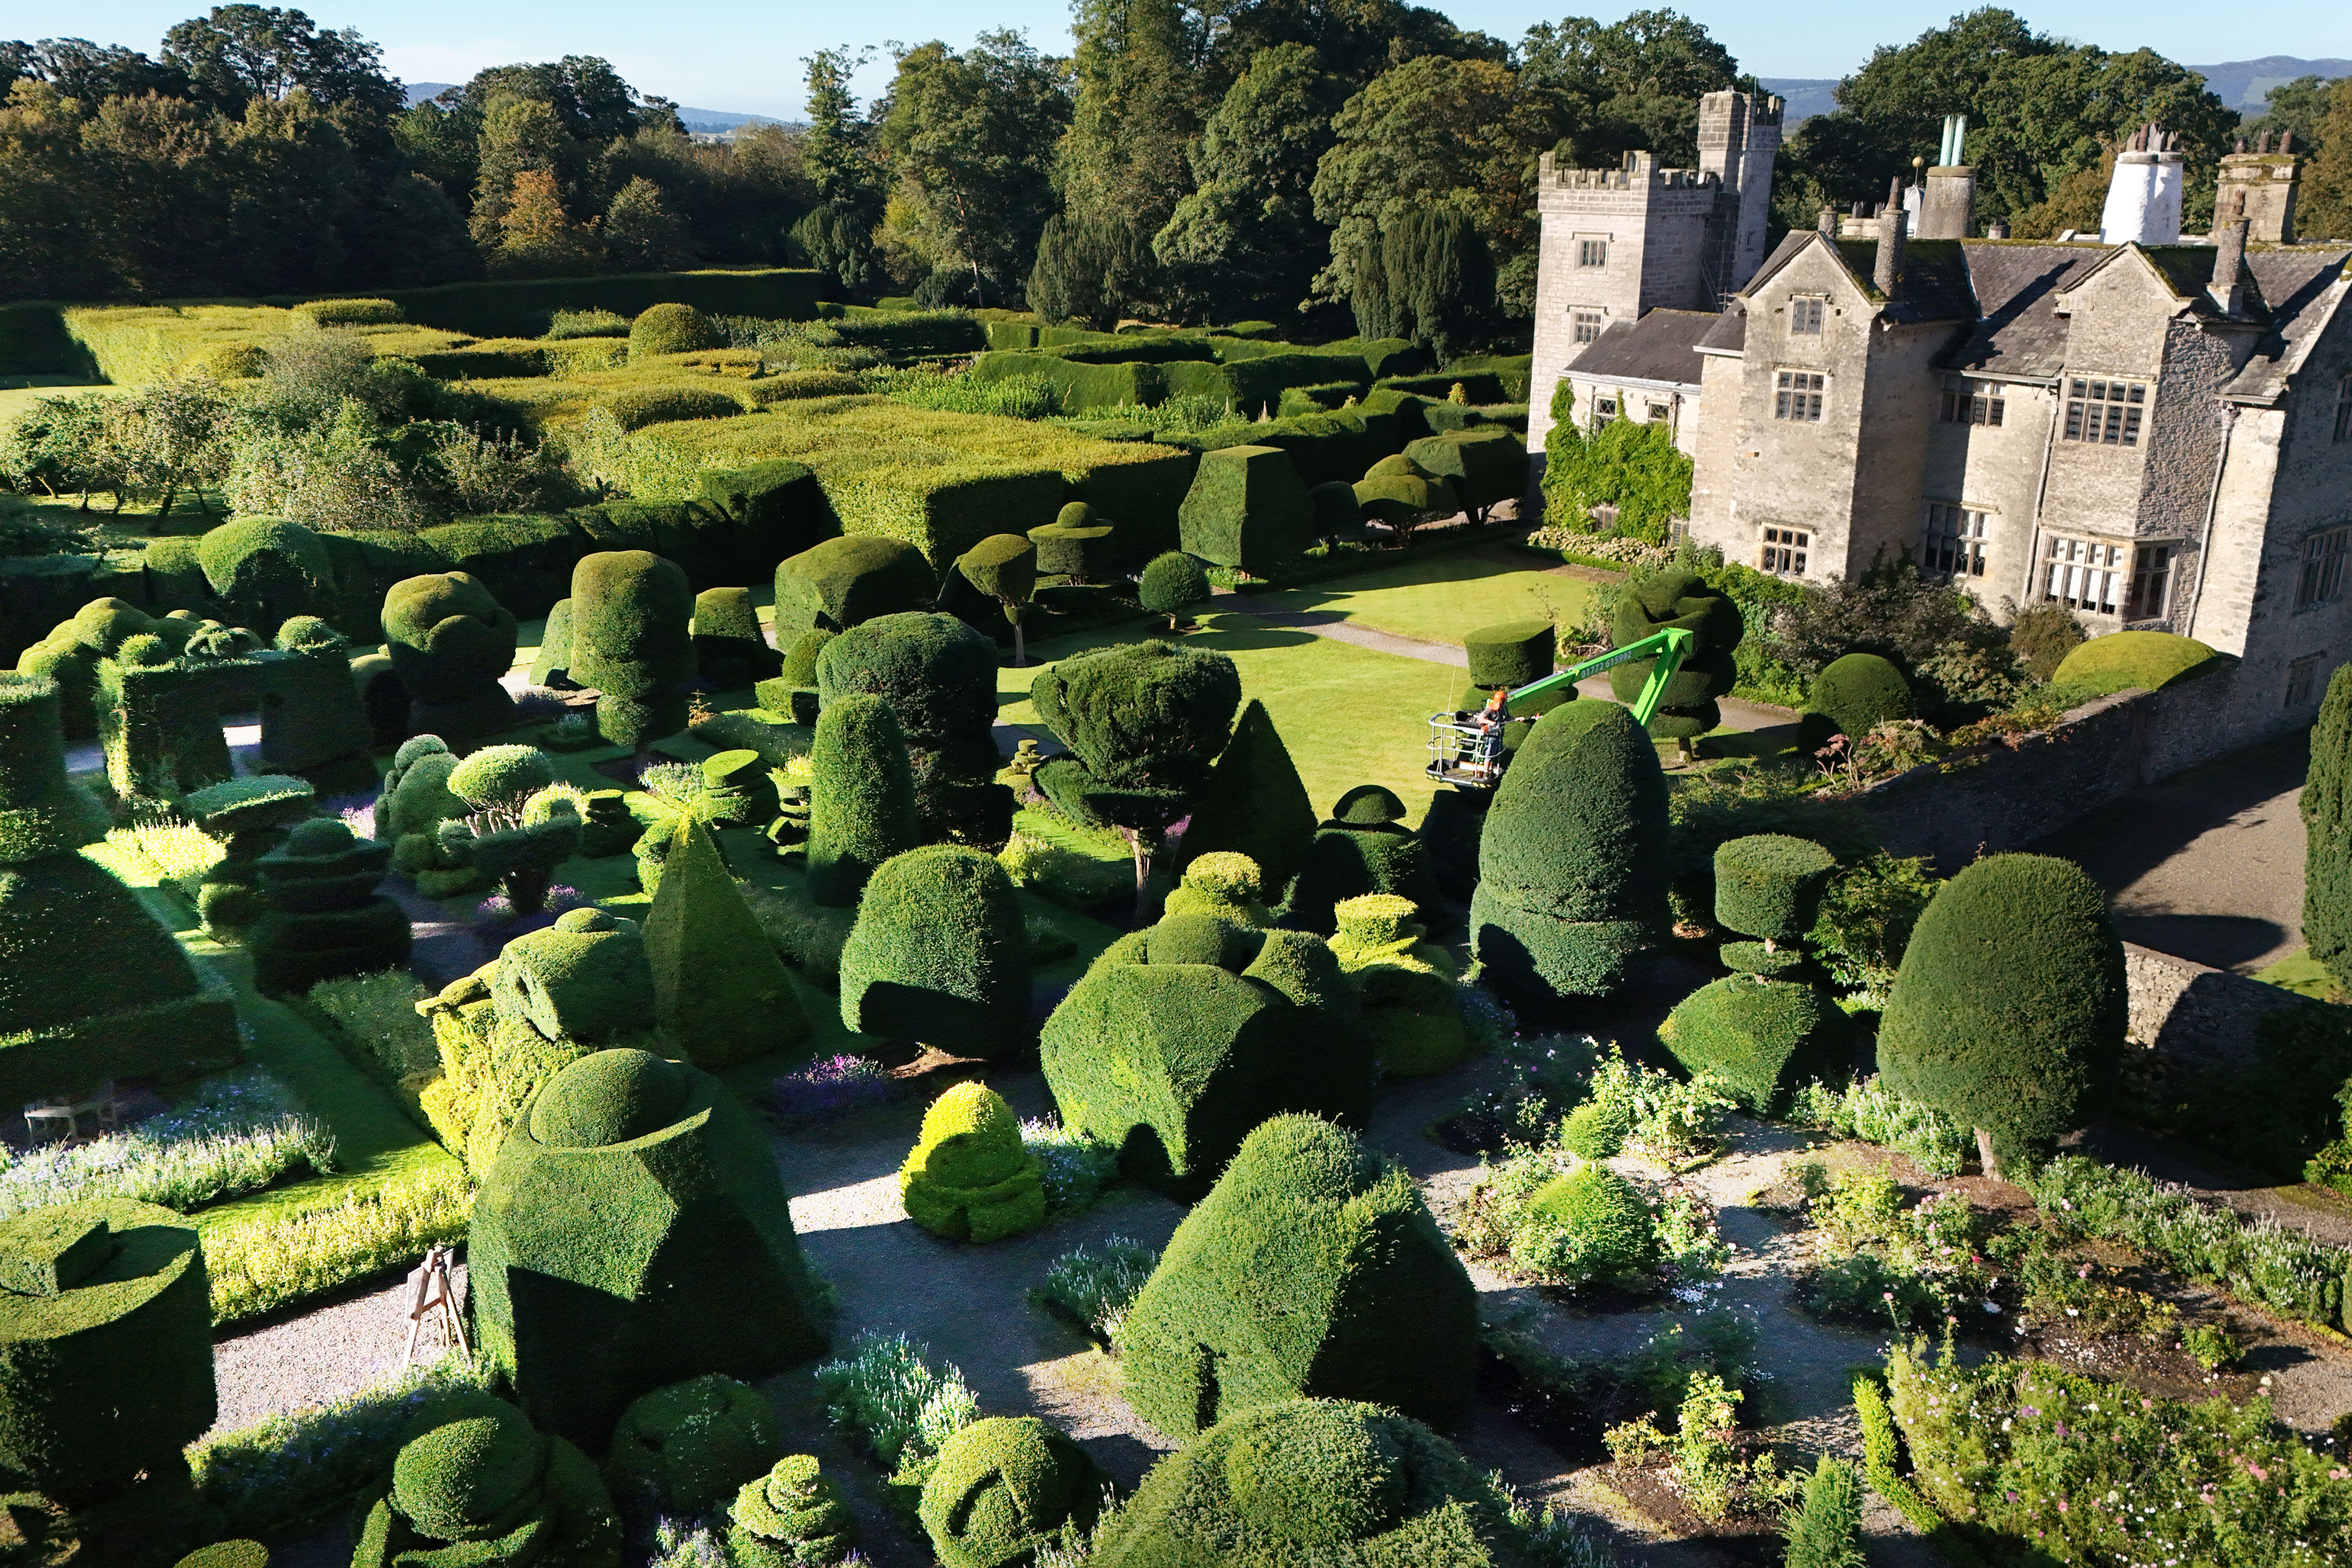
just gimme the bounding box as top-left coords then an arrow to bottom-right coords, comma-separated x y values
1425,627 -> 1692,787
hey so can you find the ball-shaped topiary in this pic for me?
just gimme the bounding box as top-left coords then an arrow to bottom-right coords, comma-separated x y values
774,536 -> 937,640
1523,1162 -> 1656,1280
1333,784 -> 1405,826
2050,630 -> 2223,693
898,1081 -> 1046,1243
1607,568 -> 1743,743
1138,552 -> 1210,632
382,572 -> 520,741
1660,975 -> 1850,1114
1876,854 -> 2125,1171
1089,1399 -> 1525,1567
1801,652 -> 1914,750
919,1416 -> 1104,1568
1120,1116 -> 1476,1438
1713,834 -> 1838,944
805,693 -> 921,907
526,1047 -> 687,1148
1463,618 -> 1555,691
1162,851 -> 1274,930
604,1374 -> 782,1524
839,844 -> 1030,1054
1470,701 -> 1670,1001
629,302 -> 720,358
568,550 -> 695,750
1559,1096 -> 1630,1159
352,1392 -> 620,1566
729,1455 -> 858,1567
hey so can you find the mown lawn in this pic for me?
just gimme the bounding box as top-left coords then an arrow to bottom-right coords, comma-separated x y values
1239,546 -> 1598,648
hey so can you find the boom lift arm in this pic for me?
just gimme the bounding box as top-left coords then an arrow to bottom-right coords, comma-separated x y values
1425,628 -> 1693,787
1502,626 -> 1692,726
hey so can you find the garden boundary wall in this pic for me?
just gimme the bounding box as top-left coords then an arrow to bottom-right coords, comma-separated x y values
2119,941 -> 2288,1081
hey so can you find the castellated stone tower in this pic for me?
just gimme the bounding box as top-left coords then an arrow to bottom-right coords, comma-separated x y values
1697,90 -> 1783,298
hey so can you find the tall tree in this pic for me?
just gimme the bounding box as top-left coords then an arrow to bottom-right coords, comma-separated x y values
2292,77 -> 2352,241
1518,7 -> 1742,168
2239,74 -> 2340,153
0,39 -> 190,102
2304,664 -> 2352,998
162,5 -> 402,121
1060,0 -> 1209,246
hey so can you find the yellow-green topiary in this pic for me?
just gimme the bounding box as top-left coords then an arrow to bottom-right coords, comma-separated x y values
1328,894 -> 1468,1076
898,1082 -> 1046,1243
2050,630 -> 2224,693
1161,851 -> 1274,930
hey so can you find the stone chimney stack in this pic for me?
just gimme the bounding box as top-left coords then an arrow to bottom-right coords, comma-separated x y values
2210,218 -> 2249,315
1875,176 -> 1907,298
2099,123 -> 2185,245
1817,205 -> 1837,239
1918,113 -> 1977,239
2214,135 -> 2300,243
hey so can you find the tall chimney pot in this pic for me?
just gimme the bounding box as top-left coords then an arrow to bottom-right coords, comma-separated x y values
1875,176 -> 1907,298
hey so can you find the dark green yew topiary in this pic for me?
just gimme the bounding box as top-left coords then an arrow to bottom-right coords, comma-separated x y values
350,1392 -> 620,1567
470,1048 -> 829,1450
184,773 -> 317,935
805,693 -> 920,907
1175,699 -> 1316,897
1713,834 -> 1838,944
1660,976 -> 1850,1114
1308,479 -> 1360,544
692,585 -> 782,687
438,745 -> 584,915
569,550 -> 696,750
1030,640 -> 1240,801
1876,853 -> 2126,1172
1463,617 -> 1554,692
645,816 -> 810,1068
2305,664 -> 2352,996
195,516 -> 336,636
1286,786 -> 1432,936
529,598 -> 574,687
1089,1399 -> 1525,1567
1030,502 -> 1116,581
838,845 -> 1030,1056
629,302 -> 720,357
1800,652 -> 1914,751
604,1375 -> 782,1525
382,572 -> 519,741
729,1455 -> 857,1567
1608,568 -> 1743,744
918,1416 -> 1103,1568
1121,1116 -> 1476,1439
0,1199 -> 214,1508
249,818 -> 408,995
175,1544 -> 268,1567
774,536 -> 936,640
898,1081 -> 1046,1243
1177,445 -> 1315,576
816,612 -> 1011,847
1137,553 -> 1209,632
958,533 -> 1039,663
1403,427 -> 1525,523
1163,852 -> 1275,931
1469,701 -> 1670,1002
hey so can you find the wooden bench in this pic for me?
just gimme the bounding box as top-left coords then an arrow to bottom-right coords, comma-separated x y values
22,1082 -> 122,1142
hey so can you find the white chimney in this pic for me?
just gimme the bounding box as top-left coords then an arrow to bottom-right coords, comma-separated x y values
2099,123 -> 2185,245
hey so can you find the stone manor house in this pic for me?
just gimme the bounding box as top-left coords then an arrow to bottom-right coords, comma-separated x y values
1528,92 -> 2352,735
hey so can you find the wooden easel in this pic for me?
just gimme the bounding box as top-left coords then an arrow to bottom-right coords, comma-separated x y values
403,1245 -> 470,1365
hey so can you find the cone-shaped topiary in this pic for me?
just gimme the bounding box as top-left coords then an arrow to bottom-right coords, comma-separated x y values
630,302 -> 719,357
1660,976 -> 1849,1114
0,1199 -> 214,1508
692,586 -> 782,687
569,551 -> 696,751
2305,665 -> 2352,996
645,816 -> 810,1068
839,845 -> 1030,1055
898,1081 -> 1046,1243
1089,1399 -> 1523,1567
529,598 -> 574,687
1174,700 -> 1316,897
604,1375 -> 782,1525
351,1391 -> 620,1567
1876,853 -> 2125,1173
1799,652 -> 1913,752
1137,553 -> 1209,632
1469,701 -> 1669,1002
1713,834 -> 1838,945
817,612 -> 1011,848
917,1416 -> 1103,1568
1464,618 -> 1554,692
249,818 -> 408,995
1119,1116 -> 1475,1439
1608,569 -> 1743,745
1178,445 -> 1314,576
1042,916 -> 1366,1198
774,536 -> 936,640
470,1048 -> 830,1450
805,693 -> 921,907
729,1456 -> 858,1567
383,572 -> 519,742
1329,894 -> 1467,1076
1162,851 -> 1275,930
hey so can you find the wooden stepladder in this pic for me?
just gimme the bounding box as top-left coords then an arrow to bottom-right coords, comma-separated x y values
403,1245 -> 470,1365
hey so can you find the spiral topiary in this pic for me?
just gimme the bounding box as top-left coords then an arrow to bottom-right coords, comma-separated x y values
1608,568 -> 1744,746
898,1081 -> 1046,1243
917,1416 -> 1103,1568
728,1455 -> 857,1567
249,818 -> 407,995
604,1374 -> 782,1525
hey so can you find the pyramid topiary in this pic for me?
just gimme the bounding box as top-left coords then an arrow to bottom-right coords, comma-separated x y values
1177,445 -> 1314,577
604,1375 -> 782,1525
0,1199 -> 214,1508
898,1081 -> 1046,1243
1173,700 -> 1316,897
1464,617 -> 1554,692
1119,1116 -> 1475,1439
728,1455 -> 858,1567
1089,1399 -> 1524,1567
1469,700 -> 1669,1002
351,1391 -> 620,1567
249,818 -> 408,995
839,845 -> 1030,1055
816,612 -> 1012,847
470,1048 -> 830,1449
1799,652 -> 1913,752
1162,851 -> 1275,930
692,585 -> 782,687
1877,853 -> 2125,1174
806,693 -> 921,907
774,536 -> 936,640
382,572 -> 519,741
569,550 -> 696,751
1042,916 -> 1366,1198
1328,894 -> 1468,1076
1137,552 -> 1209,632
645,817 -> 810,1068
917,1416 -> 1103,1568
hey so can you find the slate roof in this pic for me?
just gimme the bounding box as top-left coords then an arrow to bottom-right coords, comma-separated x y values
1566,309 -> 1715,389
1698,299 -> 1747,354
1939,244 -> 2103,379
2226,248 -> 2352,403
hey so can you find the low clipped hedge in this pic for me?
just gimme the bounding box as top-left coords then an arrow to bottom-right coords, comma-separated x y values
970,352 -> 1165,411
1375,370 -> 1509,404
604,384 -> 745,432
356,266 -> 823,339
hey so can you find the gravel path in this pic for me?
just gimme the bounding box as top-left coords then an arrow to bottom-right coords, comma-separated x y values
211,1264 -> 469,1436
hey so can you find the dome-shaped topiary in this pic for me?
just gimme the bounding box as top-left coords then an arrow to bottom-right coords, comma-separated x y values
898,1081 -> 1046,1243
1659,975 -> 1849,1114
1801,652 -> 1913,749
1463,618 -> 1555,692
839,845 -> 1030,1055
391,1409 -> 544,1540
1332,784 -> 1406,827
1089,1400 -> 1523,1567
1029,638 -> 1240,805
918,1416 -> 1103,1568
1559,1096 -> 1629,1159
1309,479 -> 1360,542
528,1048 -> 691,1148
195,516 -> 335,636
1712,834 -> 1838,943
629,302 -> 720,358
1137,552 -> 1210,632
1608,569 -> 1743,743
1143,912 -> 1257,969
1876,853 -> 2125,1171
1120,1116 -> 1476,1438
174,1544 -> 268,1568
1523,1162 -> 1656,1280
569,550 -> 696,751
353,1393 -> 620,1566
605,1374 -> 782,1524
2050,629 -> 2223,693
780,628 -> 836,689
382,572 -> 519,741
729,1455 -> 857,1567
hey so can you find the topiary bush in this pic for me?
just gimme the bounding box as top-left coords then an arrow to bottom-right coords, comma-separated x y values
1713,834 -> 1839,945
439,744 -> 584,915
1800,652 -> 1913,751
2306,665 -> 2352,997
249,818 -> 408,995
181,772 -> 317,935
195,516 -> 335,637
1120,1116 -> 1476,1438
175,1544 -> 268,1568
568,550 -> 695,751
382,572 -> 520,742
839,844 -> 1030,1055
1660,975 -> 1850,1114
1030,503 -> 1116,582
1173,699 -> 1316,897
816,612 -> 1012,848
1877,853 -> 2126,1173
531,598 -> 575,687
958,533 -> 1039,664
728,1455 -> 858,1567
1286,785 -> 1432,935
645,816 -> 810,1068
1089,1399 -> 1525,1567
1177,444 -> 1315,577
2050,629 -> 2225,693
917,1416 -> 1103,1568
350,1391 -> 620,1567
1609,568 -> 1744,746
469,1047 -> 830,1450
1308,479 -> 1360,545
899,1081 -> 1046,1243
604,1374 -> 782,1527
1162,851 -> 1275,930
1328,894 -> 1468,1076
805,693 -> 921,907
1137,552 -> 1210,632
629,302 -> 720,358
604,385 -> 744,432
1463,617 -> 1554,692
774,536 -> 937,641
1470,701 -> 1670,1003
1402,426 -> 1524,522
1520,1162 -> 1656,1282
691,585 -> 782,688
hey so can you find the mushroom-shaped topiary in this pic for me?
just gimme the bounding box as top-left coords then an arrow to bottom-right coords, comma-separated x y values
1029,503 -> 1116,583
382,572 -> 519,742
957,534 -> 1038,665
898,1081 -> 1046,1243
805,693 -> 921,907
1799,652 -> 1914,753
351,1392 -> 620,1567
1328,894 -> 1468,1076
1173,700 -> 1316,898
568,551 -> 696,753
1609,568 -> 1744,757
839,845 -> 1030,1056
1352,454 -> 1460,543
195,516 -> 335,637
438,744 -> 585,915
1089,1400 -> 1523,1567
249,817 -> 408,995
469,1048 -> 830,1449
604,1374 -> 782,1526
645,816 -> 810,1068
728,1456 -> 858,1567
1137,552 -> 1209,633
917,1416 -> 1103,1568
1119,1116 -> 1475,1439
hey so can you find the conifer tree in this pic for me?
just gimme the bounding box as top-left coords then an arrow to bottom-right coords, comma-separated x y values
2304,663 -> 2352,992
1176,699 -> 1315,898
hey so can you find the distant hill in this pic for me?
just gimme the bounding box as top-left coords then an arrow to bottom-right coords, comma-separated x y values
2184,57 -> 2352,110
400,81 -> 783,133
1761,79 -> 1840,128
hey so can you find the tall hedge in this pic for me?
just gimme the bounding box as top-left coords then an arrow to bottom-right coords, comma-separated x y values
645,817 -> 810,1068
1469,700 -> 1670,1002
816,613 -> 1011,848
568,550 -> 696,750
1401,427 -> 1524,523
2306,664 -> 2352,996
838,845 -> 1030,1056
382,571 -> 519,741
1609,568 -> 1743,744
1876,854 -> 2125,1171
1120,1116 -> 1475,1438
1174,699 -> 1317,898
805,693 -> 920,908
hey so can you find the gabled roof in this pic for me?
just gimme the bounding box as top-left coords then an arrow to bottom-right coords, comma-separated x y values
2058,243 -> 2274,324
1939,244 -> 2103,379
1697,299 -> 1747,355
2224,248 -> 2352,404
1740,229 -> 1975,326
1564,309 -> 1714,389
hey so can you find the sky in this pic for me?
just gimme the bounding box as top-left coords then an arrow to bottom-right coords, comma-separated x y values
34,0 -> 2352,120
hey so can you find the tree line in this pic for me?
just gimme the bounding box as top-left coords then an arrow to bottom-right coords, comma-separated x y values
3,4 -> 2348,329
